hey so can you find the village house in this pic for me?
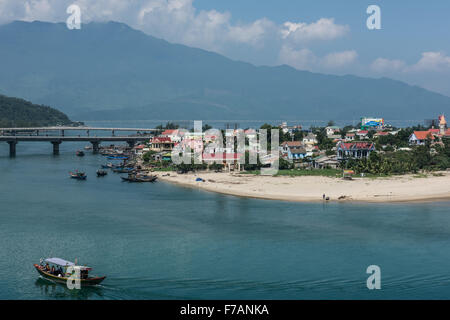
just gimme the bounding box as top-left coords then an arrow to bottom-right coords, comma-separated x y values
178,136 -> 204,153
325,126 -> 340,137
409,115 -> 449,145
280,141 -> 302,153
312,154 -> 339,169
356,130 -> 369,139
202,152 -> 244,172
160,129 -> 184,142
336,141 -> 375,160
302,132 -> 317,145
374,131 -> 389,138
345,133 -> 355,141
280,141 -> 306,160
133,144 -> 146,155
409,131 -> 435,145
149,136 -> 176,152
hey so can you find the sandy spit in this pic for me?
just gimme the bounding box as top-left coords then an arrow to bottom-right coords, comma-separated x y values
154,171 -> 450,203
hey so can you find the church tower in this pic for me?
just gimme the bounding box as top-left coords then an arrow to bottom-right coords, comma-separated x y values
439,115 -> 447,135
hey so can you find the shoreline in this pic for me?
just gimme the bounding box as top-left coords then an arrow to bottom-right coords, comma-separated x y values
155,171 -> 450,204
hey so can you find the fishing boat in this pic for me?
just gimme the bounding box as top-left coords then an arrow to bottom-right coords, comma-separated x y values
101,162 -> 119,169
107,155 -> 129,160
101,161 -> 127,169
34,257 -> 106,286
121,173 -> 157,183
113,167 -> 135,173
69,171 -> 87,180
96,170 -> 108,177
76,150 -> 85,157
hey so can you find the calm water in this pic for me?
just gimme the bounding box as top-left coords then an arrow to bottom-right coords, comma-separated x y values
1,140 -> 450,300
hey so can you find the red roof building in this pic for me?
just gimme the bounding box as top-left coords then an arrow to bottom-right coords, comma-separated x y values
409,131 -> 435,145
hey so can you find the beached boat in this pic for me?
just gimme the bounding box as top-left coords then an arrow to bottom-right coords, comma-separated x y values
34,257 -> 106,286
96,170 -> 108,177
121,174 -> 157,183
76,150 -> 85,157
69,171 -> 87,180
113,167 -> 135,173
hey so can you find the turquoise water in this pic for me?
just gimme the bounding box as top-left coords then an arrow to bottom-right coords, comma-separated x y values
1,141 -> 450,299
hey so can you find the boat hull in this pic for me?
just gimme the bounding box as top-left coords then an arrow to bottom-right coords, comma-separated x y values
70,175 -> 87,180
34,264 -> 106,286
121,176 -> 157,182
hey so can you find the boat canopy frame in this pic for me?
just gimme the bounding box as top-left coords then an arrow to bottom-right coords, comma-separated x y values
44,257 -> 91,270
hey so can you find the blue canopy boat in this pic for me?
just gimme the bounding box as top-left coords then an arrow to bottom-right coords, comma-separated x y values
34,257 -> 106,286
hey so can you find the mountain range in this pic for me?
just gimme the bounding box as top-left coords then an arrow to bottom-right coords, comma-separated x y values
0,20 -> 449,121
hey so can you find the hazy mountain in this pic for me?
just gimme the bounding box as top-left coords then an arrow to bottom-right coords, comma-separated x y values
0,20 -> 449,121
0,94 -> 77,127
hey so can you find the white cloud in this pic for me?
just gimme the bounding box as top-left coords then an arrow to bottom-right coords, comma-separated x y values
227,18 -> 276,47
408,51 -> 450,72
278,46 -> 317,70
279,46 -> 357,71
371,58 -> 406,73
281,18 -> 349,43
0,0 -> 349,55
322,50 -> 358,68
371,52 -> 450,74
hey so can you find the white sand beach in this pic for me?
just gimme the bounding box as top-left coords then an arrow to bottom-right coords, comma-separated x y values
155,171 -> 450,203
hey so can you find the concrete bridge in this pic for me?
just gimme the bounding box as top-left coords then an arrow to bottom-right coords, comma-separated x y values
0,127 -> 158,156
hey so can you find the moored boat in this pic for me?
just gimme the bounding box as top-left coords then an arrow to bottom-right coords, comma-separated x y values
96,170 -> 108,177
34,257 -> 106,286
113,167 -> 135,173
76,150 -> 85,157
107,155 -> 129,160
69,171 -> 87,180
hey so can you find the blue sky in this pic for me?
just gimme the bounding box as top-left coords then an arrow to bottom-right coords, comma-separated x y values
192,0 -> 450,66
1,0 -> 450,96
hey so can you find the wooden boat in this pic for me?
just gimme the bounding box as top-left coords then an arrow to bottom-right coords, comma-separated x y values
121,174 -> 157,183
76,150 -> 85,157
96,170 -> 108,177
34,257 -> 106,287
69,171 -> 87,180
113,167 -> 135,173
101,163 -> 119,169
107,156 -> 129,160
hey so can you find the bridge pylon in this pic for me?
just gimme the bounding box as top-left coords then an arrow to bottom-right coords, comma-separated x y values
51,141 -> 62,155
8,141 -> 17,157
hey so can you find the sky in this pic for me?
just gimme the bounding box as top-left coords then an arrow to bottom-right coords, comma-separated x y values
1,0 -> 450,96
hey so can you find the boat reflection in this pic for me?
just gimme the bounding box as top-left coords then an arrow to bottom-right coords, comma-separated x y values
34,277 -> 104,299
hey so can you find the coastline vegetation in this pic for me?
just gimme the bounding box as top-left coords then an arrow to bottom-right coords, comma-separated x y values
0,94 -> 80,127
